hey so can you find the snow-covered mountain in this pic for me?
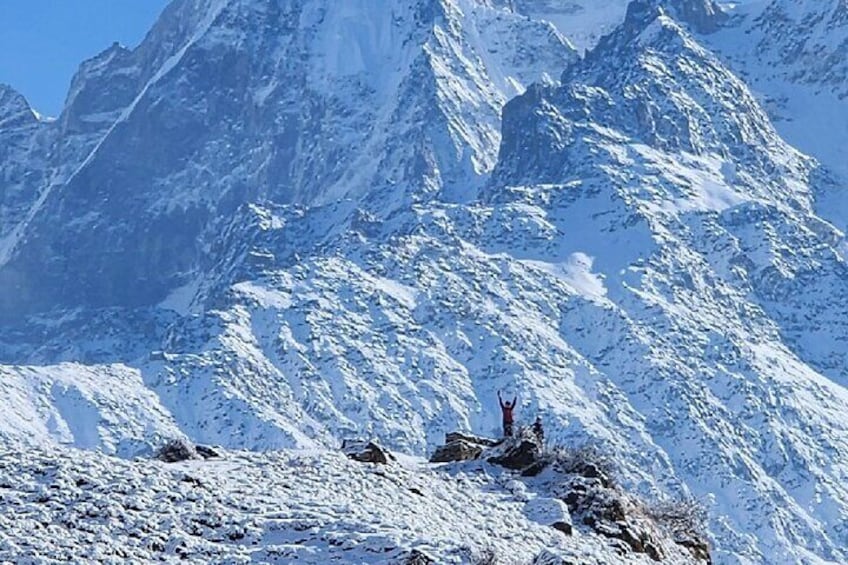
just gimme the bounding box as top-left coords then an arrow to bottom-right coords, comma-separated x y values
687,0 -> 848,213
0,0 -> 575,321
0,85 -> 50,257
3,0 -> 848,563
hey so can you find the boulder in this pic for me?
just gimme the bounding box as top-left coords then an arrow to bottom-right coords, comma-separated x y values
429,439 -> 484,463
552,521 -> 573,535
342,439 -> 393,465
487,438 -> 539,470
195,445 -> 221,459
558,475 -> 665,562
394,549 -> 436,564
568,460 -> 612,488
154,439 -> 198,463
444,432 -> 500,447
524,497 -> 573,536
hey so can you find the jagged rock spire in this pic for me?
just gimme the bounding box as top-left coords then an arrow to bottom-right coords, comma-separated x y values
626,0 -> 727,33
0,84 -> 37,128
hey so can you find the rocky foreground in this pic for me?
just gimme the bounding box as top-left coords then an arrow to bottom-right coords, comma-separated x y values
0,434 -> 708,564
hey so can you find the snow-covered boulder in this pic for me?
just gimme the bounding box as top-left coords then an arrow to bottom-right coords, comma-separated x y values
429,440 -> 483,464
443,432 -> 500,448
531,549 -> 576,565
393,548 -> 436,564
429,431 -> 500,463
524,497 -> 573,536
487,430 -> 544,471
341,439 -> 393,465
154,439 -> 198,463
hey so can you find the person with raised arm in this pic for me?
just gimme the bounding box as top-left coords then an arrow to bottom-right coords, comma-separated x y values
498,390 -> 517,437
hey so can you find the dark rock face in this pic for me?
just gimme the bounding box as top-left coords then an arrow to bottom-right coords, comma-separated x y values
677,538 -> 712,563
342,440 -> 392,465
0,85 -> 49,254
555,474 -> 665,561
563,477 -> 664,561
487,439 -> 540,470
0,85 -> 38,129
195,445 -> 221,459
665,0 -> 727,33
624,0 -> 727,34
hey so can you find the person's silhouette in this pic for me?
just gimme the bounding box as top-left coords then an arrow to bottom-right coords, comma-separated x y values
498,390 -> 517,437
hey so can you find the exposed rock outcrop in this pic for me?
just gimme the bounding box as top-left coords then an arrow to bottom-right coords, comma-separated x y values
531,550 -> 577,565
154,439 -> 198,463
487,437 -> 541,470
394,548 -> 436,564
429,431 -> 501,463
444,432 -> 500,447
430,430 -> 711,563
342,439 -> 393,465
429,439 -> 484,463
549,467 -> 704,562
195,445 -> 221,459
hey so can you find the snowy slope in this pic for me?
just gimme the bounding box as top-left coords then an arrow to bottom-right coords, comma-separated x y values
0,0 -> 575,321
487,5 -> 848,561
2,1 -> 848,564
0,363 -> 183,456
0,443 -> 701,564
692,0 -> 848,203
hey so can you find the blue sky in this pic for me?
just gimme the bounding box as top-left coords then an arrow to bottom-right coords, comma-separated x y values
0,0 -> 170,116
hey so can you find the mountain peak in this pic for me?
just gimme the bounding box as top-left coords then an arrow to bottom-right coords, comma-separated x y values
666,0 -> 726,32
622,0 -> 727,34
498,0 -> 806,208
0,84 -> 38,128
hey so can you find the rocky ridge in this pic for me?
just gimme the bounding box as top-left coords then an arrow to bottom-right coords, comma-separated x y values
0,439 -> 706,564
2,1 -> 848,563
428,429 -> 711,563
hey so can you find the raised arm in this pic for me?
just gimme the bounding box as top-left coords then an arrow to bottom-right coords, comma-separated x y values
512,394 -> 517,407
498,390 -> 505,408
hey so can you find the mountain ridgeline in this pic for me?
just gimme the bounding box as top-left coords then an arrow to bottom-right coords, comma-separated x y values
2,0 -> 848,563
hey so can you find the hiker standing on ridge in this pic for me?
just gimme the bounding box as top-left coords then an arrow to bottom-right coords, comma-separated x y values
532,415 -> 544,445
498,390 -> 517,437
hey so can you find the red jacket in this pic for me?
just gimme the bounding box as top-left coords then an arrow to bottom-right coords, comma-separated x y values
499,395 -> 517,423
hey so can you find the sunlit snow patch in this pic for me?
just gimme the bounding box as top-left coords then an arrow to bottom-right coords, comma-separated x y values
523,252 -> 610,305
